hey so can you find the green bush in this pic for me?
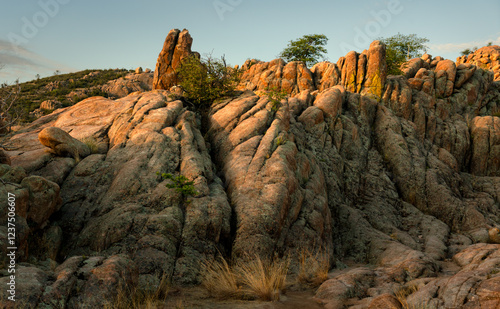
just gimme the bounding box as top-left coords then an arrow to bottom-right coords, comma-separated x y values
176,55 -> 240,106
157,172 -> 197,200
264,87 -> 287,112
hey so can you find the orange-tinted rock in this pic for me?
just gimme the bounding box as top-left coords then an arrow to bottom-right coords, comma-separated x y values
152,29 -> 194,90
311,61 -> 341,91
457,45 -> 500,81
238,59 -> 314,96
435,59 -> 457,97
362,40 -> 387,98
341,51 -> 358,92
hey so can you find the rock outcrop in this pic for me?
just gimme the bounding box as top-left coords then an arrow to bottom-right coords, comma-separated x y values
152,29 -> 197,90
1,31 -> 500,308
101,71 -> 153,98
457,45 -> 500,81
238,40 -> 387,98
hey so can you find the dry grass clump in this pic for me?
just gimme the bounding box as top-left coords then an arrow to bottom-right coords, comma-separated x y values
201,254 -> 290,301
395,285 -> 429,309
236,256 -> 289,301
80,136 -> 101,154
297,248 -> 330,287
201,256 -> 241,299
103,273 -> 171,309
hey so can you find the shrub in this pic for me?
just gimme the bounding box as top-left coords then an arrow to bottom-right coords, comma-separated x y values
0,78 -> 21,135
157,172 -> 197,200
264,86 -> 287,112
176,54 -> 240,106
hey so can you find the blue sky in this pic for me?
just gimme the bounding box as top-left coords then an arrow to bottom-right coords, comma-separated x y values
0,0 -> 499,83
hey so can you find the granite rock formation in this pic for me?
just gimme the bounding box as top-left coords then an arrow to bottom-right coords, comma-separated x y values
1,30 -> 499,308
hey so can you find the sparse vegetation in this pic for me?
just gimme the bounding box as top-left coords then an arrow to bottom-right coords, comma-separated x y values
80,136 -> 101,154
201,256 -> 241,299
297,248 -> 330,287
279,34 -> 328,67
201,254 -> 289,301
176,54 -> 240,106
103,273 -> 171,309
0,79 -> 21,135
1,69 -> 129,123
395,285 -> 429,309
264,86 -> 287,112
236,256 -> 289,301
379,33 -> 429,75
157,172 -> 198,200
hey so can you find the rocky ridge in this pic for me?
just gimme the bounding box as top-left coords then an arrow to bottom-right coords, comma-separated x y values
1,29 -> 499,308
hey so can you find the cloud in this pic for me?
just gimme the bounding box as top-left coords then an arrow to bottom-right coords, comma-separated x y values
428,36 -> 500,54
0,39 -> 75,83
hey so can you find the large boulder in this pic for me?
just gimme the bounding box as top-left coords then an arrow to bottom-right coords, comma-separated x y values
38,127 -> 91,160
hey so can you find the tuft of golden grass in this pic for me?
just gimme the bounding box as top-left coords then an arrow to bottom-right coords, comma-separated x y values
80,136 -> 100,154
103,273 -> 171,309
297,248 -> 330,287
201,256 -> 241,299
236,256 -> 290,301
394,285 -> 430,309
201,254 -> 290,301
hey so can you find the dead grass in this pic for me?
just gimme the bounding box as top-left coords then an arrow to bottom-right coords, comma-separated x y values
395,285 -> 429,309
201,254 -> 290,301
236,256 -> 290,301
201,256 -> 241,299
80,136 -> 100,154
103,273 -> 171,309
297,248 -> 330,287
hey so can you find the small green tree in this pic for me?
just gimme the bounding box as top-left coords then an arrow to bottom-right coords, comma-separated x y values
176,54 -> 240,106
264,86 -> 287,112
157,172 -> 197,200
460,46 -> 478,56
279,34 -> 328,67
379,33 -> 429,75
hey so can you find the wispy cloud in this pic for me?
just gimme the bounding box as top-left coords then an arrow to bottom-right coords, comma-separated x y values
0,40 -> 75,83
428,36 -> 500,54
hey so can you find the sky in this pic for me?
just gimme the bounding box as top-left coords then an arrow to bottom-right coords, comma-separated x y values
0,0 -> 499,83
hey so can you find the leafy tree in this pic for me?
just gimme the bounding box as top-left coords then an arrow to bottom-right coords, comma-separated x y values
379,33 -> 429,75
279,34 -> 328,67
176,54 -> 240,106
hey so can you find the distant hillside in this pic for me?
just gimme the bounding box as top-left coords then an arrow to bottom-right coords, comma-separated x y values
2,68 -> 153,123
